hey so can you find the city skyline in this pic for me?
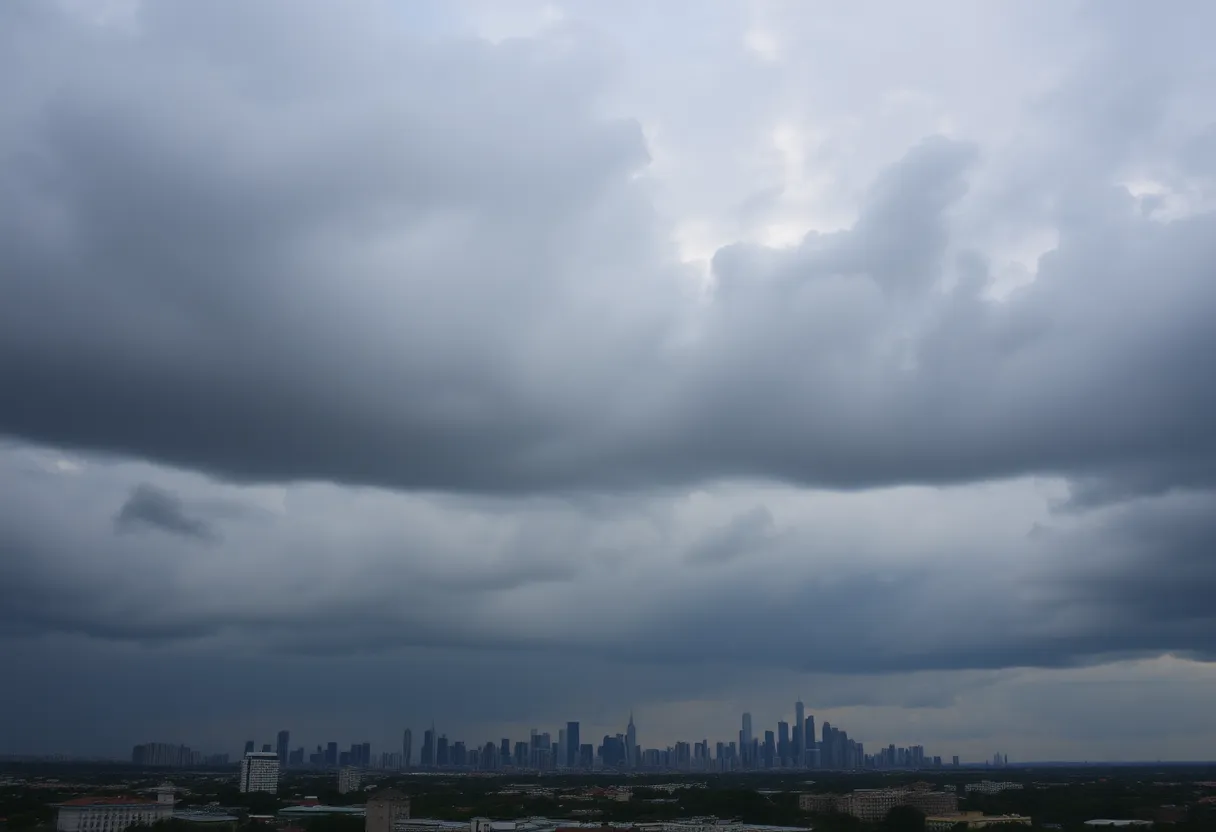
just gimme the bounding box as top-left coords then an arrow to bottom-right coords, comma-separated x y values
3,0 -> 1216,767
125,703 -> 978,771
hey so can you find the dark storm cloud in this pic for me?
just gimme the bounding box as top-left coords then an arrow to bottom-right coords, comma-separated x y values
5,0 -> 1216,762
114,484 -> 216,542
0,1 -> 1214,504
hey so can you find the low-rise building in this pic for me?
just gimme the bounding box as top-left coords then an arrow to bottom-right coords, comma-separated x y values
925,812 -> 1031,830
964,782 -> 1025,795
365,788 -> 411,832
800,789 -> 957,823
55,786 -> 174,832
173,811 -> 240,831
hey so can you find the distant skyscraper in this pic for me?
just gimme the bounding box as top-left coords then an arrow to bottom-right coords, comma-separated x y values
626,712 -> 637,769
741,713 -> 753,766
244,740 -> 254,755
794,701 -> 805,766
421,728 -> 435,767
276,730 -> 290,767
500,739 -> 510,765
261,744 -> 271,753
325,741 -> 338,767
566,722 -> 580,769
402,729 -> 412,769
777,721 -> 790,767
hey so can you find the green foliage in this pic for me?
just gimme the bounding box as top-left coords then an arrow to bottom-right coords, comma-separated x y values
880,805 -> 924,832
303,815 -> 365,832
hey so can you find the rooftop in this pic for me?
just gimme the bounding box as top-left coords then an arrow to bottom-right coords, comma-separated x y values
174,813 -> 239,824
279,805 -> 366,816
58,797 -> 159,807
368,788 -> 411,804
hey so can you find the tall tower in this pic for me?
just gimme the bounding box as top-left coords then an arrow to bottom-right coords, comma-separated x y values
276,730 -> 290,767
793,701 -> 805,766
566,722 -> 580,769
806,715 -> 815,767
402,729 -> 413,769
626,712 -> 637,769
742,713 -> 753,767
421,726 -> 435,767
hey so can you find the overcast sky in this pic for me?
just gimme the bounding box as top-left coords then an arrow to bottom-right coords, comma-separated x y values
3,0 -> 1216,764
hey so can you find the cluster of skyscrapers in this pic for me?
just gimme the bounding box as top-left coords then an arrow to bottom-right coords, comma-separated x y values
130,742 -> 228,768
225,703 -> 953,773
131,701 -> 961,774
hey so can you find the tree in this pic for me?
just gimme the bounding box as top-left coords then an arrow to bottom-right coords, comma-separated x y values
882,805 -> 925,832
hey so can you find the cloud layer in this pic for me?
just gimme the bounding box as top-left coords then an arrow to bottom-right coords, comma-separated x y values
2,0 -> 1216,759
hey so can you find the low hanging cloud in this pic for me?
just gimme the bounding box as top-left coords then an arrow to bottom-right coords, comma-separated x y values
114,484 -> 218,543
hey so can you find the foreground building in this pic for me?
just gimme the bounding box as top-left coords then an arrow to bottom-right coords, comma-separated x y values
55,785 -> 174,832
339,767 -> 362,795
365,788 -> 411,832
239,751 -> 280,793
799,789 -> 958,823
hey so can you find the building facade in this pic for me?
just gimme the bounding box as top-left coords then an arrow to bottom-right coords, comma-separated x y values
365,789 -> 411,832
800,789 -> 958,823
56,786 -> 174,832
239,751 -> 280,794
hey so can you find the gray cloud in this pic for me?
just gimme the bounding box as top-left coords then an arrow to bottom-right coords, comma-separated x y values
685,505 -> 777,565
114,483 -> 217,542
0,1 -> 1214,507
2,0 -> 1216,761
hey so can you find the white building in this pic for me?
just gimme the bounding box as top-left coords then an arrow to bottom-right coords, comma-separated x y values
56,785 -> 174,832
338,767 -> 362,794
240,751 -> 280,794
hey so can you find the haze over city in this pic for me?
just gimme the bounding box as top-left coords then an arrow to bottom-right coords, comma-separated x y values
3,0 -> 1216,765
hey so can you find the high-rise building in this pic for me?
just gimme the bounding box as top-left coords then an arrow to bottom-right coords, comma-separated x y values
626,713 -> 637,769
261,744 -> 271,753
741,713 -> 753,767
566,722 -> 580,769
777,721 -> 790,767
805,715 -> 815,766
239,752 -> 279,794
338,767 -> 361,794
421,729 -> 435,767
402,729 -> 412,769
500,739 -> 511,765
276,731 -> 290,767
557,729 -> 567,769
794,701 -> 806,766
243,741 -> 255,755
325,742 -> 338,767
436,735 -> 449,767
